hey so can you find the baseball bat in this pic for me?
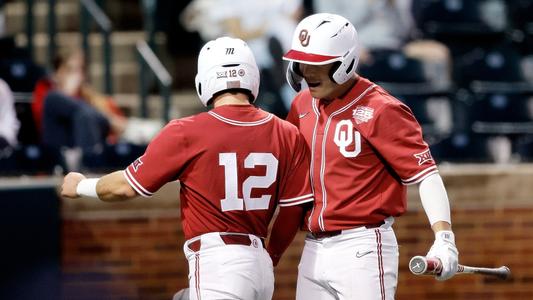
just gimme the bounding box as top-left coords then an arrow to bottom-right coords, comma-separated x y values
409,255 -> 511,280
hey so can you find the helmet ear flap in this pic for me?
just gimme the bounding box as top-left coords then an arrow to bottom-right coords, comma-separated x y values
286,61 -> 304,92
329,61 -> 342,84
195,73 -> 203,103
330,48 -> 358,85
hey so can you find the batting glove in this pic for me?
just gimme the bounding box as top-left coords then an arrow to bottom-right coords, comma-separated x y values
426,230 -> 459,281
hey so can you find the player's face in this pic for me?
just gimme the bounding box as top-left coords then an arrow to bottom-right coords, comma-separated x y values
300,63 -> 340,100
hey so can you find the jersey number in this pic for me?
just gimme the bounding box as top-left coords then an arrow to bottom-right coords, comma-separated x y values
334,120 -> 361,158
219,153 -> 278,211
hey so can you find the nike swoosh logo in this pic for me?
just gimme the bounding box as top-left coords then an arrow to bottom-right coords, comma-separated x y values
298,112 -> 309,119
355,250 -> 373,258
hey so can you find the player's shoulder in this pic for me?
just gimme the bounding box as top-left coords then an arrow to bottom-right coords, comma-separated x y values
161,113 -> 209,134
367,85 -> 402,106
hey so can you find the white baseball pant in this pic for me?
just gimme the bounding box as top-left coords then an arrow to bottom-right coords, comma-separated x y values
183,232 -> 274,300
296,217 -> 399,300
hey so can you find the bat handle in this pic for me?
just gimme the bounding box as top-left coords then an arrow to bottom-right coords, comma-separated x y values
409,255 -> 442,275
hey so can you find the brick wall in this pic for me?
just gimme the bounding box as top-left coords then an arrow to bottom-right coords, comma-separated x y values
61,165 -> 533,300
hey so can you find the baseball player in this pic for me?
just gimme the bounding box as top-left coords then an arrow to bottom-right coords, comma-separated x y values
61,37 -> 314,300
282,13 -> 459,299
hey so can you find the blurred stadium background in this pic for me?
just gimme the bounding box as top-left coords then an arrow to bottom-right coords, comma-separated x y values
0,0 -> 532,299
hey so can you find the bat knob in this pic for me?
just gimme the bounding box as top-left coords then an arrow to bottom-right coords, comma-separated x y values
409,256 -> 428,275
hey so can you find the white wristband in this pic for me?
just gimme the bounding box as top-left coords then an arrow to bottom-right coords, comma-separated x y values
76,178 -> 100,198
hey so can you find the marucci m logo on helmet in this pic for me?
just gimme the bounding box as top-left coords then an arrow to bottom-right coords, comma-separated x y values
226,48 -> 234,55
299,30 -> 310,47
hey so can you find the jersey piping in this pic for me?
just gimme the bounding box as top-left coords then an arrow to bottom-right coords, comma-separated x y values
124,169 -> 154,197
306,100 -> 321,231
279,193 -> 314,207
401,165 -> 439,185
208,111 -> 274,126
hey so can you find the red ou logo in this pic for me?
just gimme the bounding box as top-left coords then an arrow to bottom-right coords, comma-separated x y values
299,29 -> 310,47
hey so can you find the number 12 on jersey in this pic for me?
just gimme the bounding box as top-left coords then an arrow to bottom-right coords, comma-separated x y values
219,153 -> 278,212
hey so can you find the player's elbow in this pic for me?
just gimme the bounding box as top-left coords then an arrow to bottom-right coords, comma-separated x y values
115,184 -> 138,199
99,182 -> 138,202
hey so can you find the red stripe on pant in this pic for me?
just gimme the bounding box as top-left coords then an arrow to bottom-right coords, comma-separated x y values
375,229 -> 385,300
195,253 -> 201,300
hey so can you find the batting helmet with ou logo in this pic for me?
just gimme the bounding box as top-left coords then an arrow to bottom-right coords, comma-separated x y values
195,37 -> 260,106
283,13 -> 360,92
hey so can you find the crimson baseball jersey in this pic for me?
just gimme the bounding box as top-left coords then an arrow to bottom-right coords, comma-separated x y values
125,105 -> 313,240
286,77 -> 437,233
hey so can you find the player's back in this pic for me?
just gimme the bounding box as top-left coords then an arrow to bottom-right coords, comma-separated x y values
174,104 -> 310,239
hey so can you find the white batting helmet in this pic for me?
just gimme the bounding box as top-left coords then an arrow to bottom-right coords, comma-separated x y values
283,13 -> 360,91
195,37 -> 260,106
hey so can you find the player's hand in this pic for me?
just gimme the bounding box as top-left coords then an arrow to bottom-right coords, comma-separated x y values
426,230 -> 458,281
61,172 -> 86,198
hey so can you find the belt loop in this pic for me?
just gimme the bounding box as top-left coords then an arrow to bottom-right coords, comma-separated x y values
382,216 -> 394,229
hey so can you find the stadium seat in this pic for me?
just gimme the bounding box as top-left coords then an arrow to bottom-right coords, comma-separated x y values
0,58 -> 45,92
359,51 -> 427,83
0,36 -> 46,93
413,0 -> 508,52
507,0 -> 533,54
515,134 -> 533,162
0,145 -> 63,176
454,45 -> 525,87
429,132 -> 509,163
468,93 -> 533,124
82,142 -> 147,172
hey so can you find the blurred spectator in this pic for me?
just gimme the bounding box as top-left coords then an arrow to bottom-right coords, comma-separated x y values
315,0 -> 413,60
181,0 -> 303,117
0,78 -> 20,149
154,0 -> 203,89
31,48 -> 127,169
156,0 -> 203,57
314,0 -> 452,88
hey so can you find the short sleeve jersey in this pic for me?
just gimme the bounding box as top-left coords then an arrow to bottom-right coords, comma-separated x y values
125,105 -> 313,240
286,77 -> 437,233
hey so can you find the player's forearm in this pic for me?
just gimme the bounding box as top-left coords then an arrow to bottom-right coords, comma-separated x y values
419,173 -> 452,228
267,205 -> 306,266
96,171 -> 138,202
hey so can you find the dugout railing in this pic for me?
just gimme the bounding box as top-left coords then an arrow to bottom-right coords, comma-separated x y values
23,0 -> 113,94
136,40 -> 173,123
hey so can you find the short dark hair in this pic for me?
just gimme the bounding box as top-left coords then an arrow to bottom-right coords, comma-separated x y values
208,88 -> 254,106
